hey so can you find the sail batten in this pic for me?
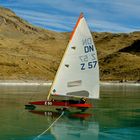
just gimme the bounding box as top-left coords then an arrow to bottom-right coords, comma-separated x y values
48,13 -> 99,100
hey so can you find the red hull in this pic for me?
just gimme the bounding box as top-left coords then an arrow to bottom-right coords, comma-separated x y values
29,100 -> 92,108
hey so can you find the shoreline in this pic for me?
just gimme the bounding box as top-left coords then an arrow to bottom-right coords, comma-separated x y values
100,81 -> 140,86
0,80 -> 52,86
0,80 -> 139,86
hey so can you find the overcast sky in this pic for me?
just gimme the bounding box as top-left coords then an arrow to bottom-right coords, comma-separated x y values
0,0 -> 140,32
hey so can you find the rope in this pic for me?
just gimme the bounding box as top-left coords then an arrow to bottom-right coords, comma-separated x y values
33,111 -> 64,140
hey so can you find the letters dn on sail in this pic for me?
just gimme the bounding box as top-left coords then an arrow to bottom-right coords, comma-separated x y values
83,38 -> 94,53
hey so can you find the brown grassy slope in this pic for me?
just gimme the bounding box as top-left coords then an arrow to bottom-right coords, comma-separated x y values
0,6 -> 140,81
94,32 -> 140,81
0,6 -> 68,80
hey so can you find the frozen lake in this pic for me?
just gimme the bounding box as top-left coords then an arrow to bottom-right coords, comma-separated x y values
0,83 -> 140,140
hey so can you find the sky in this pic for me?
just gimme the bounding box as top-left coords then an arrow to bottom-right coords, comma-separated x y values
0,0 -> 140,32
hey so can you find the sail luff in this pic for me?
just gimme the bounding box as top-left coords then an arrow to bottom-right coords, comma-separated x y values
47,13 -> 84,100
69,13 -> 84,41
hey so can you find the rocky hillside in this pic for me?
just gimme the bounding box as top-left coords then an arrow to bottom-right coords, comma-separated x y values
0,6 -> 140,81
0,6 -> 68,80
93,32 -> 140,81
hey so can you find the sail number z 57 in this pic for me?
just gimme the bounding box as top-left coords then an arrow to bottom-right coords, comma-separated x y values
81,61 -> 97,70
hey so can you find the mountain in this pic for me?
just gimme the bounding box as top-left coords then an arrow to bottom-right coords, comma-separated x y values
94,32 -> 140,81
0,6 -> 140,81
0,6 -> 67,80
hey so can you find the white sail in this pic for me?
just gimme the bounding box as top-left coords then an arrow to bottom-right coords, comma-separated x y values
49,13 -> 99,99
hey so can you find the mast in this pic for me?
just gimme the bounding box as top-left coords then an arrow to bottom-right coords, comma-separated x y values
47,13 -> 84,100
